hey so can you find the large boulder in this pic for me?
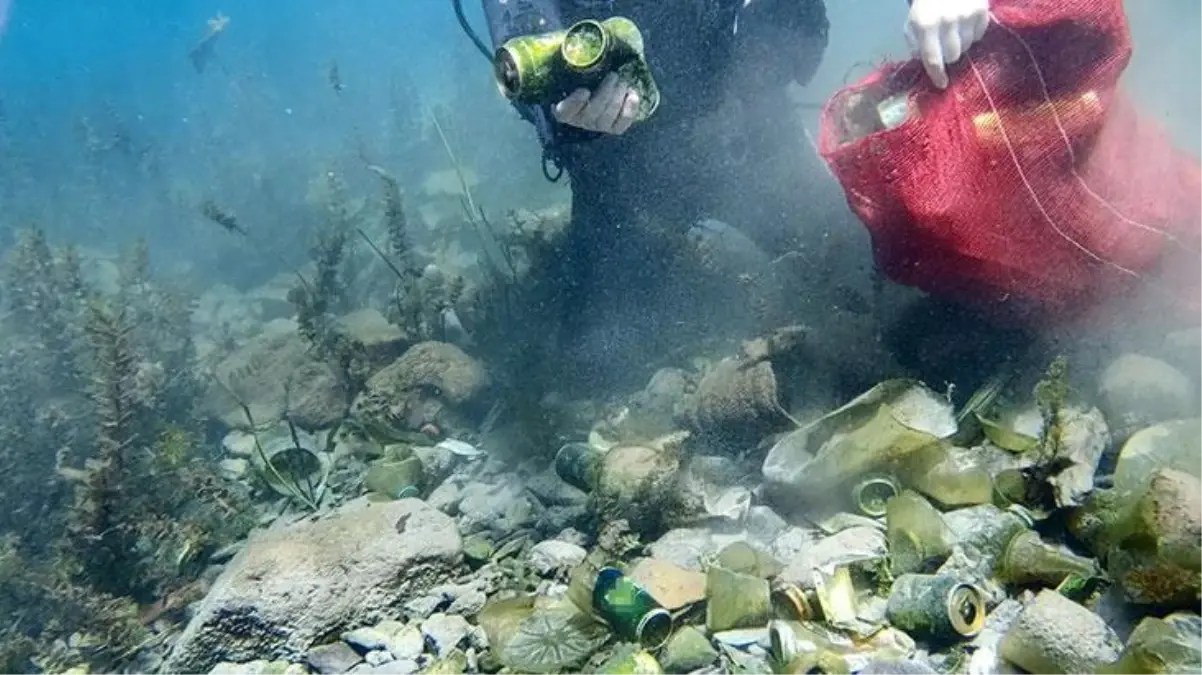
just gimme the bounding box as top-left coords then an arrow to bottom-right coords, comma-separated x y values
205,319 -> 348,431
162,498 -> 463,674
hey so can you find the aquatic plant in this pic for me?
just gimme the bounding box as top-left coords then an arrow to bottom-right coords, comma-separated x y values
0,233 -> 252,671
1,227 -> 89,393
1034,355 -> 1070,458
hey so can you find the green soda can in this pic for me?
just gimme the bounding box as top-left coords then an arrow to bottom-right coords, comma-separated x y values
851,473 -> 901,517
593,566 -> 674,650
554,441 -> 604,492
886,573 -> 986,643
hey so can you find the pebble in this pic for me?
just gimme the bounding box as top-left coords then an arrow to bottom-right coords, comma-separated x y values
384,625 -> 426,661
529,539 -> 588,576
426,481 -> 462,514
222,430 -> 257,458
447,587 -> 488,615
421,612 -> 472,656
307,642 -> 363,674
367,659 -> 419,675
342,627 -> 391,653
219,457 -> 249,480
364,650 -> 394,667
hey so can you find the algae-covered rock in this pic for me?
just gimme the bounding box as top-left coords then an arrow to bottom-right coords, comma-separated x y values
351,341 -> 492,438
206,319 -> 348,430
999,589 -> 1122,674
337,308 -> 410,369
1106,468 -> 1201,607
595,436 -> 684,538
660,626 -> 717,673
162,498 -> 463,673
1068,423 -> 1202,602
684,357 -> 786,442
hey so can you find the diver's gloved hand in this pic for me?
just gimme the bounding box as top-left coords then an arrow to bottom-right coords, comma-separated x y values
552,72 -> 640,136
904,0 -> 990,89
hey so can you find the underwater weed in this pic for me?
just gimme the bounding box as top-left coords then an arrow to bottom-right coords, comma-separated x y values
0,237 -> 251,672
1034,355 -> 1070,458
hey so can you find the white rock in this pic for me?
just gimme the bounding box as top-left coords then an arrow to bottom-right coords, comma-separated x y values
342,627 -> 391,652
364,650 -> 394,667
163,499 -> 462,674
421,613 -> 472,656
208,661 -> 268,675
374,658 -> 419,675
219,457 -> 249,480
384,625 -> 426,661
1098,353 -> 1196,435
529,539 -> 588,576
222,430 -> 258,458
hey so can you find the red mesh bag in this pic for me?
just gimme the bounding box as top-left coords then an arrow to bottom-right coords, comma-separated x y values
818,0 -> 1201,327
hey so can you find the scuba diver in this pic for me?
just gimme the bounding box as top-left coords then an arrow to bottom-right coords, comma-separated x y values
456,0 -> 989,394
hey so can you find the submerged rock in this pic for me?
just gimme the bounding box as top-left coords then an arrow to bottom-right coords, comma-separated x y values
206,319 -> 348,430
1097,354 -> 1196,440
1106,468 -> 1202,607
307,642 -> 363,674
338,308 -> 410,370
352,341 -> 492,437
999,589 -> 1122,674
162,498 -> 462,673
529,539 -> 587,576
660,625 -> 718,673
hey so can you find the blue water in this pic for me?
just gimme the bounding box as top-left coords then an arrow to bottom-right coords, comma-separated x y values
0,0 -> 1194,273
0,0 -> 526,278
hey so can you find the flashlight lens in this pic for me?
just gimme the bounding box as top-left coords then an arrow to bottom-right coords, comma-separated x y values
494,50 -> 521,98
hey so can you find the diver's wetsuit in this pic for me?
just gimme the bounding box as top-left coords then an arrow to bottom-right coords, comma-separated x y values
483,0 -> 830,393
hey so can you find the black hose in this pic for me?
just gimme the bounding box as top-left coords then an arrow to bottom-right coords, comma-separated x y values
452,0 -> 494,61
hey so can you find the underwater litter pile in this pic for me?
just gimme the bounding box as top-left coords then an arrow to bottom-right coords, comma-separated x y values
185,315 -> 1200,675
457,363 -> 1197,675
110,139 -> 1198,675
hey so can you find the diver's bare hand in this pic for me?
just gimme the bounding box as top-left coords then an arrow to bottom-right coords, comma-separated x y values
552,72 -> 640,135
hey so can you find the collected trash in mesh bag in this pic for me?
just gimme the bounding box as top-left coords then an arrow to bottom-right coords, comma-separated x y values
818,0 -> 1201,326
